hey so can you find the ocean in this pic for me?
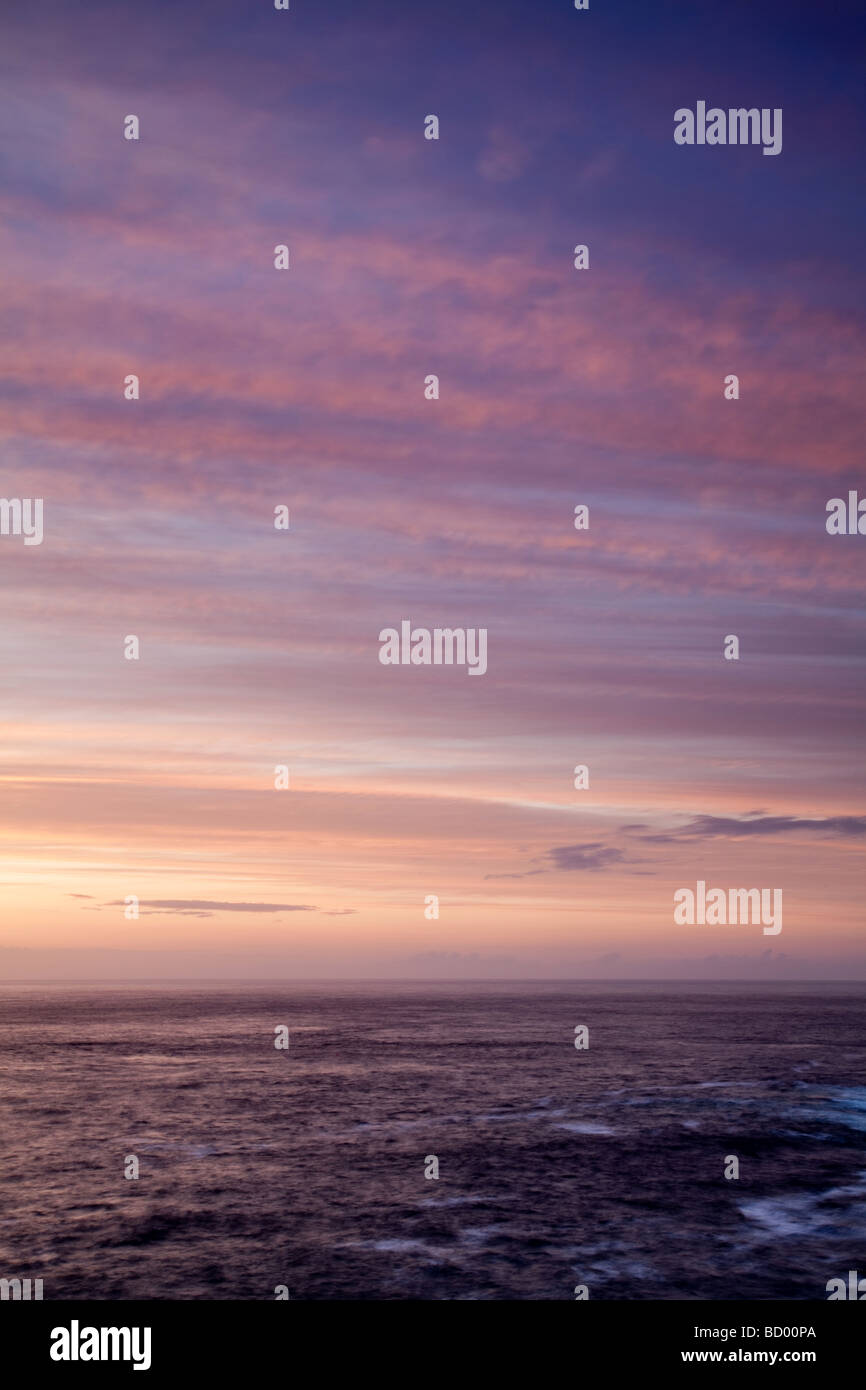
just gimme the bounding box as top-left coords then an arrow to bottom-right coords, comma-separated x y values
1,981 -> 864,1300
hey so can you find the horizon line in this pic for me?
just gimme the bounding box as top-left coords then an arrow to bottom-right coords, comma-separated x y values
2,976 -> 864,986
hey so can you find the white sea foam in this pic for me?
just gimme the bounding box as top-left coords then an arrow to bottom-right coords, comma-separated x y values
555,1121 -> 615,1135
739,1173 -> 866,1240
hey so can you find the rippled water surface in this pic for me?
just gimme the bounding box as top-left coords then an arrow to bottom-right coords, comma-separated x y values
0,982 -> 863,1299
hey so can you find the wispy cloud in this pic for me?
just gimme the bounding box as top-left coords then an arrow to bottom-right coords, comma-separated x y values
103,899 -> 318,914
629,814 -> 866,843
546,844 -> 631,872
486,843 -> 632,878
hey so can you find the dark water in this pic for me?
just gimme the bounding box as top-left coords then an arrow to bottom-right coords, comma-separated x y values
0,982 -> 864,1300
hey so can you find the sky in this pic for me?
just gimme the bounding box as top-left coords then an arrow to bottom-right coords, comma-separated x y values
0,0 -> 864,979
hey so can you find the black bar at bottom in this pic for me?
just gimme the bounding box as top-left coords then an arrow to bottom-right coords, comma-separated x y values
1,1299 -> 859,1377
